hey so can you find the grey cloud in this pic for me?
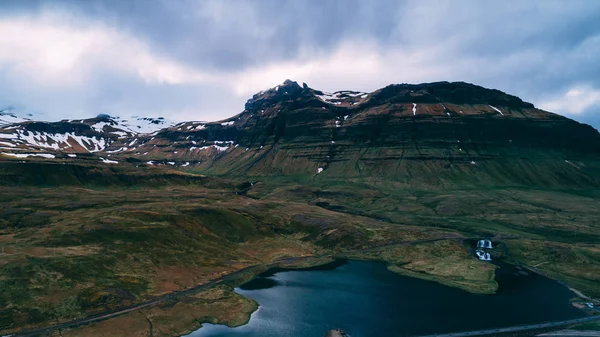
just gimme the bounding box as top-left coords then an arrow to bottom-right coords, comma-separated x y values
0,0 -> 599,129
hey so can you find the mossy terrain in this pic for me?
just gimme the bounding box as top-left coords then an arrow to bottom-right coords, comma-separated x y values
1,162 -> 599,336
345,240 -> 498,294
573,321 -> 600,331
505,239 -> 600,298
53,287 -> 259,337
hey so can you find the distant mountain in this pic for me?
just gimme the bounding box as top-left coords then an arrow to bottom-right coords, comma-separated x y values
0,114 -> 176,155
0,109 -> 31,127
1,80 -> 599,187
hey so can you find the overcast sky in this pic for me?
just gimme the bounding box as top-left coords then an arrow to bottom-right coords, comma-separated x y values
1,0 -> 599,129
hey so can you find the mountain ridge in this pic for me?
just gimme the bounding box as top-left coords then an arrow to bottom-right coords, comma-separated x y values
1,80 -> 599,188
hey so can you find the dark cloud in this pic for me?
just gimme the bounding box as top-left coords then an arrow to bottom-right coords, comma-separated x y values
0,0 -> 599,129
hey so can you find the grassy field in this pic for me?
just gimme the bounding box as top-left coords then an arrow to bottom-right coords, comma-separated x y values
573,321 -> 600,331
504,239 -> 600,298
345,240 -> 498,294
1,170 -> 599,336
52,287 -> 259,337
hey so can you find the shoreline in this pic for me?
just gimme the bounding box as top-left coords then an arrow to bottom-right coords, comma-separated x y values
6,242 -> 594,337
183,257 -> 593,337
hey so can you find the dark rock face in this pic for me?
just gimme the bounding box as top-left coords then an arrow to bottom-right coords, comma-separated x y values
19,121 -> 96,135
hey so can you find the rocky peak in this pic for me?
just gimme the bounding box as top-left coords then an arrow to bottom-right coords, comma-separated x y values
244,79 -> 312,111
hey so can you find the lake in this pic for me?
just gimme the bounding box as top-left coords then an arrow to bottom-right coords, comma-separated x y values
184,259 -> 585,337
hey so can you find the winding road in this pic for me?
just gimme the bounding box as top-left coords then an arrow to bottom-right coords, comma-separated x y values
5,237 -> 598,337
7,255 -> 313,337
417,315 -> 600,337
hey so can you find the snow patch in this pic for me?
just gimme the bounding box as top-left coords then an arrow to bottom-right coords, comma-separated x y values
316,90 -> 367,105
488,105 -> 504,116
15,130 -> 108,152
114,116 -> 175,134
2,152 -> 55,159
91,122 -> 110,133
197,145 -> 229,152
106,147 -> 128,154
100,157 -> 118,164
67,154 -> 77,158
0,112 -> 30,126
0,133 -> 19,139
565,160 -> 580,169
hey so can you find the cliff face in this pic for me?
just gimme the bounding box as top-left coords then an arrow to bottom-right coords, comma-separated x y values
1,80 -> 599,188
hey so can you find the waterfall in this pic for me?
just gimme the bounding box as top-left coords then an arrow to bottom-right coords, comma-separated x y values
475,250 -> 492,261
475,239 -> 493,260
477,239 -> 493,249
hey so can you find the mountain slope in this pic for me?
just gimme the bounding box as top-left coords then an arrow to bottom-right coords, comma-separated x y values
1,80 -> 599,188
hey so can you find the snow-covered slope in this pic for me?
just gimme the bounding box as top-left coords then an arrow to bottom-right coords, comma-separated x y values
0,114 -> 178,156
1,129 -> 107,152
0,111 -> 31,127
315,90 -> 369,105
89,116 -> 176,136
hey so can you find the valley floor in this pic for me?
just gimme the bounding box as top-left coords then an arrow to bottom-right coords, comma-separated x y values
1,176 -> 599,336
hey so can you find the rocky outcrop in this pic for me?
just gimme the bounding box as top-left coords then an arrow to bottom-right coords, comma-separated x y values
324,328 -> 349,337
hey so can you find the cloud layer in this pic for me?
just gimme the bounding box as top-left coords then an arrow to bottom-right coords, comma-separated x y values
1,0 -> 599,128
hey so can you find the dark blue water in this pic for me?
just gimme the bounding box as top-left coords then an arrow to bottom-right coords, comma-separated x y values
184,260 -> 584,337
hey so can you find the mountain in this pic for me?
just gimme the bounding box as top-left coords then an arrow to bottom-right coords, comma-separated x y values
2,80 -> 598,188
2,81 -> 600,336
0,114 -> 175,155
